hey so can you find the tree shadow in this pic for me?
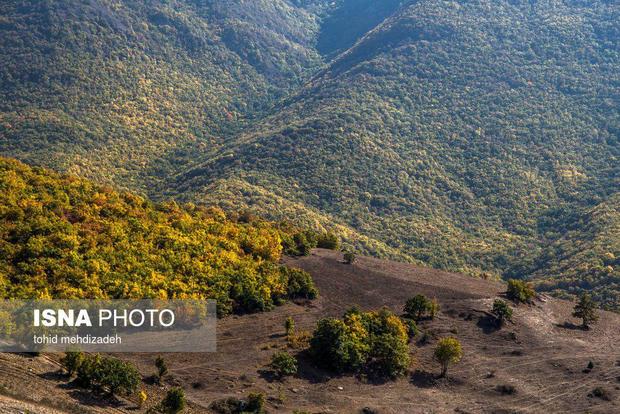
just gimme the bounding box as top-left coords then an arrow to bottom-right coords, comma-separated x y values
41,376 -> 127,409
257,368 -> 279,383
477,315 -> 500,334
410,370 -> 438,388
12,352 -> 41,359
360,369 -> 396,386
293,350 -> 341,384
555,321 -> 587,331
37,370 -> 68,382
66,389 -> 125,409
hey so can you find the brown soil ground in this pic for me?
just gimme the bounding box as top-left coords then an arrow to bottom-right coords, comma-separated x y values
0,249 -> 619,413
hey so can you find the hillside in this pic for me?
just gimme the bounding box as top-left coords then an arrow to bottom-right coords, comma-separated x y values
0,249 -> 618,413
0,157 -> 317,314
172,0 -> 620,307
529,194 -> 620,310
1,0 -> 620,309
0,0 -> 322,190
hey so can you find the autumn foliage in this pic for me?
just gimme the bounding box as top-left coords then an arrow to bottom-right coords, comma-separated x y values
0,158 -> 316,315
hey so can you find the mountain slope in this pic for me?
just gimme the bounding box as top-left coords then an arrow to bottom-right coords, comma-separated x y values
0,157 -> 318,314
0,0 -> 322,191
1,0 -> 620,308
316,0 -> 408,56
2,249 -> 619,413
530,194 -> 620,310
174,0 -> 620,304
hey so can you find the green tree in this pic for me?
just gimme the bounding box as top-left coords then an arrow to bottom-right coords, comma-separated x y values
284,267 -> 319,299
61,349 -> 84,376
282,231 -> 317,256
161,387 -> 186,414
316,232 -> 339,250
368,333 -> 410,378
434,337 -> 463,378
403,294 -> 431,321
99,357 -> 141,396
506,279 -> 535,303
76,354 -> 140,396
491,299 -> 513,327
309,318 -> 368,372
573,293 -> 599,329
155,355 -> 168,382
246,392 -> 266,414
343,251 -> 356,264
285,317 -> 295,336
309,308 -> 410,379
270,351 -> 298,378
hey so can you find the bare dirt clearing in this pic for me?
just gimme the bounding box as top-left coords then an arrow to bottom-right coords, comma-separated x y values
1,249 -> 619,413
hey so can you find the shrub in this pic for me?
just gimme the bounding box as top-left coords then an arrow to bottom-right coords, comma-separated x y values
61,349 -> 84,376
434,337 -> 463,378
270,351 -> 298,378
428,298 -> 440,319
76,354 -> 141,396
284,267 -> 318,299
138,390 -> 147,408
506,279 -> 535,303
343,251 -> 356,264
573,292 -> 599,329
155,355 -> 168,382
285,317 -> 295,336
210,397 -> 244,413
495,384 -> 516,395
491,299 -> 513,327
210,393 -> 265,414
246,392 -> 266,413
161,387 -> 186,414
404,294 -> 432,321
316,232 -> 339,250
403,318 -> 418,341
591,387 -> 610,401
287,329 -> 312,349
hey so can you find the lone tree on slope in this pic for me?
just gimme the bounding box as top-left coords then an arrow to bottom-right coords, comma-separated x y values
404,294 -> 432,322
491,299 -> 513,327
572,293 -> 599,329
434,337 -> 463,378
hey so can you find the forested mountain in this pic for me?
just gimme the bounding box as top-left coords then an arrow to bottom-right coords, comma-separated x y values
173,0 -> 620,308
1,1 -> 619,309
0,0 -> 322,190
531,194 -> 620,310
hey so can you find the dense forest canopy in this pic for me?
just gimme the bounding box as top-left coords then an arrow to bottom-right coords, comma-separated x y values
1,0 -> 619,309
0,0 -> 323,190
0,157 -> 317,315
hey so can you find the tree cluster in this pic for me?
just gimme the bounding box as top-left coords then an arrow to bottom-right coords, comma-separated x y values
309,308 -> 410,378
